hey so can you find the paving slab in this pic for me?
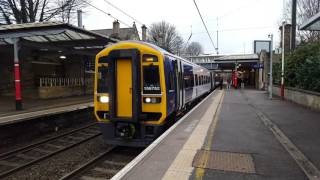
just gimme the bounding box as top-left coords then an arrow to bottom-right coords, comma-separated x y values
119,91 -> 222,180
193,89 -> 313,180
0,95 -> 93,126
114,89 -> 320,180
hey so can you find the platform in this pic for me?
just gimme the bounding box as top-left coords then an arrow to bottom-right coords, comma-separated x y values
113,89 -> 320,180
0,95 -> 93,126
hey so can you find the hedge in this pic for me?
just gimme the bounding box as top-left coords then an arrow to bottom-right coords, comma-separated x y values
273,42 -> 320,92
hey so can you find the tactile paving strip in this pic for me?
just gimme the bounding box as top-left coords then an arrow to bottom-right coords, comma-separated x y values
193,150 -> 256,174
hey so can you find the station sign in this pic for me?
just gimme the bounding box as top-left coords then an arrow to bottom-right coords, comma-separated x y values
253,63 -> 264,69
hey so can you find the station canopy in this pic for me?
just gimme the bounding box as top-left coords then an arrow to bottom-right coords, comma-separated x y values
300,12 -> 320,31
0,21 -> 118,55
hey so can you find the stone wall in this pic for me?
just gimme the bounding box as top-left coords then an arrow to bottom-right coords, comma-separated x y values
38,85 -> 93,99
0,49 -> 14,95
272,86 -> 320,111
0,49 -> 93,99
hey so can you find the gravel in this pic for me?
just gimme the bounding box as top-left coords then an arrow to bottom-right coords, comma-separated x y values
4,136 -> 109,180
0,109 -> 93,154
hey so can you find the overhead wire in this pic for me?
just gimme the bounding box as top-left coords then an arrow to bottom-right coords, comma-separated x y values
192,0 -> 218,54
101,0 -> 145,27
82,0 -> 131,28
189,25 -> 274,35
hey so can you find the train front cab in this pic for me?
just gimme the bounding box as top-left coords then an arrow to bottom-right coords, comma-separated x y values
94,43 -> 170,147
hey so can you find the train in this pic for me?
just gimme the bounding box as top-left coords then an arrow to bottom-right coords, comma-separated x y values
94,41 -> 216,147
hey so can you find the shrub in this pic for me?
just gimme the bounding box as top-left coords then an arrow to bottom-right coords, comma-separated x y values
273,42 -> 320,92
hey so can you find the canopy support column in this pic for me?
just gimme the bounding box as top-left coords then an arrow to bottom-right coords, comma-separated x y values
13,38 -> 22,110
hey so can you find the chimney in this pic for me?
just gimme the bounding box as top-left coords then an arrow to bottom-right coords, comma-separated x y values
113,20 -> 120,37
77,10 -> 82,28
141,24 -> 147,41
132,22 -> 137,30
279,23 -> 292,54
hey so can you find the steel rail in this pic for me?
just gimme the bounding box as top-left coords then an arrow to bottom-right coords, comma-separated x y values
0,123 -> 101,179
0,122 -> 97,159
59,146 -> 116,180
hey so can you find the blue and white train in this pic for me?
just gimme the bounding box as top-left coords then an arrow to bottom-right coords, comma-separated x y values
94,41 -> 216,147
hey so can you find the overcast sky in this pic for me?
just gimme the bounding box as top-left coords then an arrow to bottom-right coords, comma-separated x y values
81,0 -> 286,55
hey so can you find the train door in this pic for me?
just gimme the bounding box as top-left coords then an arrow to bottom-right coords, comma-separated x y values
210,72 -> 213,90
165,57 -> 176,114
172,58 -> 181,111
101,49 -> 141,122
116,59 -> 132,117
179,60 -> 185,108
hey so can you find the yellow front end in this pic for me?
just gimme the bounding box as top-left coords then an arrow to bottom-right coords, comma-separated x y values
94,41 -> 168,146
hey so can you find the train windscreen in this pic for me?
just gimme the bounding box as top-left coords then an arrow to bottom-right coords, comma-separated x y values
97,65 -> 108,93
143,65 -> 161,94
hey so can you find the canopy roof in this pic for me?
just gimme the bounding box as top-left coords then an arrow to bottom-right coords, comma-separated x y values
0,21 -> 117,55
300,12 -> 320,31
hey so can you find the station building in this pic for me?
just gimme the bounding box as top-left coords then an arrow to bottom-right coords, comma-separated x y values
0,22 -> 117,111
0,20 -> 148,111
185,25 -> 291,90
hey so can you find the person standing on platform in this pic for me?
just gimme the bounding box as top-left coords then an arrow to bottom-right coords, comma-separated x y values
227,78 -> 231,90
220,77 -> 223,90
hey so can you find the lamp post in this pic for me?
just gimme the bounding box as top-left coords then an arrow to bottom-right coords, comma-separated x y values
281,21 -> 285,99
268,34 -> 273,99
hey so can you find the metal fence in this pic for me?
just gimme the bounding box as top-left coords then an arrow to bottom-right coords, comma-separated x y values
39,77 -> 93,87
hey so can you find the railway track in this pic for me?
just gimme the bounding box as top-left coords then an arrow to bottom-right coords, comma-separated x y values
0,123 -> 101,179
60,146 -> 143,180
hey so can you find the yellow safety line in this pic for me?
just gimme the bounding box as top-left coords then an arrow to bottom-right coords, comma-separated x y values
195,90 -> 225,180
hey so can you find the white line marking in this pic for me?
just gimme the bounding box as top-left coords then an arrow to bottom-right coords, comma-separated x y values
111,91 -> 218,180
0,103 -> 93,125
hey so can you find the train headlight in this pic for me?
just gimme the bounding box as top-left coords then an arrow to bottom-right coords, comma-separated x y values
144,97 -> 161,103
145,98 -> 151,103
99,96 -> 109,103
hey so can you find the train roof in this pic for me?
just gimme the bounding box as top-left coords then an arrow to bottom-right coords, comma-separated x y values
113,41 -> 209,71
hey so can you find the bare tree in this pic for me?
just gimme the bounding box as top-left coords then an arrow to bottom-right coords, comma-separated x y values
0,0 -> 87,24
185,41 -> 203,56
148,21 -> 184,54
297,0 -> 320,42
285,0 -> 320,43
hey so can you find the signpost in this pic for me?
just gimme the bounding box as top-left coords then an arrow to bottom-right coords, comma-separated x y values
268,34 -> 273,100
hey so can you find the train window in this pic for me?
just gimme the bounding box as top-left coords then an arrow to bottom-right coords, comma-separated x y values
184,76 -> 188,88
143,65 -> 161,94
195,74 -> 198,86
191,74 -> 194,87
97,66 -> 108,93
184,74 -> 192,88
183,64 -> 194,89
168,72 -> 174,91
143,54 -> 158,62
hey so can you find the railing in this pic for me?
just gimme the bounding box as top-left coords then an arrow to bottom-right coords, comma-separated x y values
39,77 -> 92,87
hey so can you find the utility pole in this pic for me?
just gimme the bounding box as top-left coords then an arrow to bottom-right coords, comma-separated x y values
291,0 -> 297,50
268,34 -> 273,99
216,17 -> 219,55
281,22 -> 285,99
77,10 -> 83,28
